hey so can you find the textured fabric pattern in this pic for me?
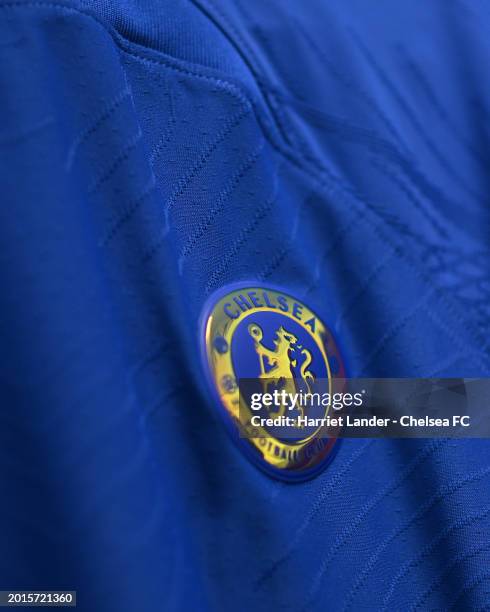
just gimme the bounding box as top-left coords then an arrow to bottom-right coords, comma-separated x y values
1,1 -> 490,610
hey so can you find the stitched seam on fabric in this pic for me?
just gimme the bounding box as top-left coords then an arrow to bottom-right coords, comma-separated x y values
274,82 -> 468,245
143,126 -> 264,262
266,89 -> 322,171
100,174 -> 156,247
255,192 -> 314,282
255,439 -> 376,587
149,119 -> 176,167
422,304 -> 490,374
351,29 -> 483,204
359,292 -> 433,374
257,246 -> 289,280
401,50 -> 488,171
370,156 -> 449,239
142,105 -> 251,265
66,86 -> 131,170
336,466 -> 490,612
448,569 -> 490,611
302,206 -> 369,299
299,441 -> 448,607
2,1 -> 488,368
409,536 -> 490,611
149,96 -> 177,167
87,128 -> 142,195
336,249 -> 397,326
0,1 -> 255,110
286,159 -> 490,371
193,0 -> 264,82
380,504 -> 490,611
165,107 -> 251,216
190,0 -> 296,148
265,83 -> 414,187
203,167 -> 280,292
123,77 -> 253,264
178,140 -> 265,269
293,17 -> 409,154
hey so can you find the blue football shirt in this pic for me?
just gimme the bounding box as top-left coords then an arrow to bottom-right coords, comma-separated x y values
0,1 -> 489,610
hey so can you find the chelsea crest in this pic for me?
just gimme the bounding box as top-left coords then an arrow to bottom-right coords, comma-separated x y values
201,284 -> 345,482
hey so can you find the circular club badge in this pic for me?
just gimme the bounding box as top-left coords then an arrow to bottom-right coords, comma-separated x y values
201,284 -> 346,482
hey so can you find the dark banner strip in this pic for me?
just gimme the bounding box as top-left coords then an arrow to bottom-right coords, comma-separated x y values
237,378 -> 490,438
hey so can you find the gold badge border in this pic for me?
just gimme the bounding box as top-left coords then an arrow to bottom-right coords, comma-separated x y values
204,286 -> 344,472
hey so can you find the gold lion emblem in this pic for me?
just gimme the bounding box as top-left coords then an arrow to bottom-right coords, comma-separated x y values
248,323 -> 315,421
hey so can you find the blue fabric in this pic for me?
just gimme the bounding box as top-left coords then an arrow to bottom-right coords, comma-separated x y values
1,0 -> 490,610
